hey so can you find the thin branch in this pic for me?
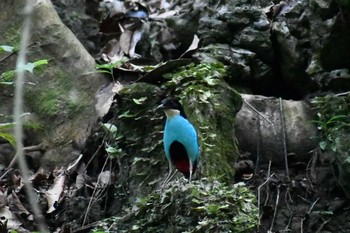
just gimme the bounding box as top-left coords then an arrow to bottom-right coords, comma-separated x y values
279,97 -> 289,179
315,218 -> 330,233
269,185 -> 281,232
82,155 -> 110,226
308,197 -> 319,214
7,142 -> 46,169
335,91 -> 350,96
284,187 -> 293,231
255,115 -> 261,174
13,0 -> 48,231
258,173 -> 275,225
243,99 -> 277,136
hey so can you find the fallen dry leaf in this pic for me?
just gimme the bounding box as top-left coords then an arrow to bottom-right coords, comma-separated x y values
0,206 -> 22,229
8,191 -> 30,217
46,174 -> 66,214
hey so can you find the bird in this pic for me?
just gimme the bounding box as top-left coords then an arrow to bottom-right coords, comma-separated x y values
157,97 -> 199,184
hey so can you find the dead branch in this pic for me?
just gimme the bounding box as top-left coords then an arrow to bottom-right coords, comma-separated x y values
269,184 -> 281,232
7,142 -> 47,169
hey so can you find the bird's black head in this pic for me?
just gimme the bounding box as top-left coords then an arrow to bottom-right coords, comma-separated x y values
157,97 -> 187,118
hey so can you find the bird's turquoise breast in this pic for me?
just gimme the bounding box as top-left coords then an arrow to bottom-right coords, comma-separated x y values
163,115 -> 199,162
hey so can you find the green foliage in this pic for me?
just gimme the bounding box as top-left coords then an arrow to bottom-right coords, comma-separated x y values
102,123 -> 125,159
164,62 -> 226,103
0,116 -> 42,147
96,60 -> 124,81
0,58 -> 48,85
0,122 -> 16,146
0,45 -> 17,53
163,62 -> 241,181
311,95 -> 350,153
98,179 -> 258,232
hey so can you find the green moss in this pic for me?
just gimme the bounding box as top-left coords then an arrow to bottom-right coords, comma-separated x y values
2,26 -> 21,49
163,62 -> 242,182
27,89 -> 61,117
95,179 -> 258,232
111,83 -> 165,191
25,69 -> 88,120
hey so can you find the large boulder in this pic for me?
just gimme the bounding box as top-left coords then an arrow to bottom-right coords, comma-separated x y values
0,0 -> 105,168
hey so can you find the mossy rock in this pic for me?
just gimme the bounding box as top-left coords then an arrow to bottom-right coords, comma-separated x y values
93,179 -> 258,233
103,63 -> 243,218
109,83 -> 165,198
162,62 -> 243,182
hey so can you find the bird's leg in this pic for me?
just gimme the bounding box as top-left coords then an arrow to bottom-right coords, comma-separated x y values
162,160 -> 177,188
189,159 -> 193,183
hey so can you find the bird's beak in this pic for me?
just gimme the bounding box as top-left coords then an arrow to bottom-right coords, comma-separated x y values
156,103 -> 165,111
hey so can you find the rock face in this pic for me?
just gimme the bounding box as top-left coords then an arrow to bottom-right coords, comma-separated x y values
195,0 -> 350,98
0,0 -> 105,168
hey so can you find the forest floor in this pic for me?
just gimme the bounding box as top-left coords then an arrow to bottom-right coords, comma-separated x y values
38,1 -> 350,232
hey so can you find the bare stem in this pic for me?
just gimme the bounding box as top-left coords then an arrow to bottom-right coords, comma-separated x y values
14,0 -> 48,231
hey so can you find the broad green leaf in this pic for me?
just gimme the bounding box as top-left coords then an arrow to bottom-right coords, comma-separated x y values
21,62 -> 35,73
133,97 -> 147,105
0,45 -> 15,53
105,145 -> 119,154
319,141 -> 327,150
33,59 -> 48,67
102,123 -> 118,133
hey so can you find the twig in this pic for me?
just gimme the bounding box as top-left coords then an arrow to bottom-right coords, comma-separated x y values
279,97 -> 289,179
258,173 -> 275,225
335,91 -> 350,96
82,155 -> 110,226
308,197 -> 319,214
284,187 -> 293,231
315,218 -> 330,233
84,133 -> 108,171
0,168 -> 13,180
7,142 -> 46,169
301,217 -> 304,233
264,160 -> 272,207
243,99 -> 277,136
255,115 -> 261,174
13,1 -> 48,231
306,151 -> 317,188
269,185 -> 281,232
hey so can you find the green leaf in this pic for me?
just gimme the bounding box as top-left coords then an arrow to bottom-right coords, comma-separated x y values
0,45 -> 15,53
105,145 -> 119,154
319,141 -> 327,150
118,110 -> 138,118
33,59 -> 49,67
133,97 -> 147,105
20,62 -> 35,73
0,132 -> 16,147
96,60 -> 124,73
102,123 -> 118,133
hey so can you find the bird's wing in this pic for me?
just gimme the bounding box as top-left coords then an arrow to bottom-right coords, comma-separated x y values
164,116 -> 199,162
